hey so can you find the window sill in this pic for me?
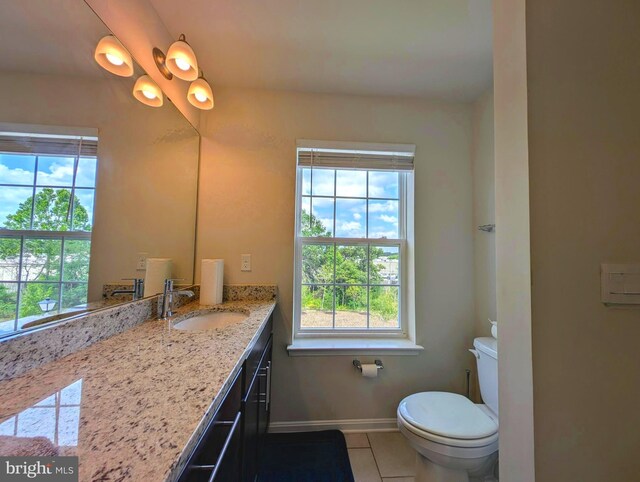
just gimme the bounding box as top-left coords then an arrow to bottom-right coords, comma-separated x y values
287,338 -> 424,356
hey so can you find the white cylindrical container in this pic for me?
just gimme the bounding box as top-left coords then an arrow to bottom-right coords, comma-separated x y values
200,259 -> 224,305
144,258 -> 172,297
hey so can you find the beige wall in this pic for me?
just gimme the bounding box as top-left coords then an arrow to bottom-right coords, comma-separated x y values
471,90 -> 496,339
196,86 -> 476,422
526,1 -> 640,480
0,71 -> 199,300
493,0 -> 536,480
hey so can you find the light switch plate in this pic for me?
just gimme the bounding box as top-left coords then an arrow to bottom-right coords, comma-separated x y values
241,254 -> 251,272
601,263 -> 640,305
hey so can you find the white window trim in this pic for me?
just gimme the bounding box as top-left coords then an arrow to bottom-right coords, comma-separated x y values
289,141 -> 421,355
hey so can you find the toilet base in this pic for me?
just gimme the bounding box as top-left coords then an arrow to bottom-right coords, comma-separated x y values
414,451 -> 498,482
416,452 -> 469,482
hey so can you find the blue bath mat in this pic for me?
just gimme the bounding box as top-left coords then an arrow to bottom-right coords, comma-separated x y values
257,430 -> 355,482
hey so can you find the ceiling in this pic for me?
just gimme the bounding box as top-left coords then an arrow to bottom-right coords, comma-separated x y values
149,0 -> 493,101
0,0 -> 110,77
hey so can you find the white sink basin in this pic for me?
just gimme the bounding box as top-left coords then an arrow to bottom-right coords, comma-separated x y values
173,311 -> 248,331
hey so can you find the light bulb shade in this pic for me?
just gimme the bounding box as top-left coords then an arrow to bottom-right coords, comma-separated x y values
94,35 -> 133,77
187,78 -> 214,110
165,37 -> 199,81
133,75 -> 163,107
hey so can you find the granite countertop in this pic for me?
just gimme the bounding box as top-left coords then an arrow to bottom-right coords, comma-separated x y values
0,299 -> 276,481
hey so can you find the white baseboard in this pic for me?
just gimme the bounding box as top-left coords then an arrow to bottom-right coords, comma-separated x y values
269,418 -> 398,433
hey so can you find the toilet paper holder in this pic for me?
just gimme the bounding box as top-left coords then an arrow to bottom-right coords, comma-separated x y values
353,359 -> 384,371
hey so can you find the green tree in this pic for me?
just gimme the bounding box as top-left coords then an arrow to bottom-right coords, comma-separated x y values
3,188 -> 90,231
300,209 -> 391,316
0,285 -> 17,323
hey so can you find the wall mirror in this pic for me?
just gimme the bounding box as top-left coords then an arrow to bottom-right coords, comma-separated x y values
0,1 -> 200,337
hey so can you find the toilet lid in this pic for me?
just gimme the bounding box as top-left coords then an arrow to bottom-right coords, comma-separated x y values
398,392 -> 498,440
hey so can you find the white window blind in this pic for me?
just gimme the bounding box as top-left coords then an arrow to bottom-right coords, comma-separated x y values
0,134 -> 98,157
296,140 -> 415,172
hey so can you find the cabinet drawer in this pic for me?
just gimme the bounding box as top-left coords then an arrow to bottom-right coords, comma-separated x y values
243,316 -> 272,397
179,368 -> 243,482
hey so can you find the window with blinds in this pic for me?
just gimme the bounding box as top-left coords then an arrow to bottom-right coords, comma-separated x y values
0,131 -> 98,335
293,140 -> 415,337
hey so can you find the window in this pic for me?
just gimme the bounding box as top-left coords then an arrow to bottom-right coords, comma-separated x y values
293,140 -> 416,345
0,132 -> 98,335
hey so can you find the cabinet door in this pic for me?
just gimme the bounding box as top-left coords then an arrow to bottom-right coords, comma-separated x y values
257,338 -> 273,440
242,373 -> 260,482
179,370 -> 243,482
211,412 -> 242,482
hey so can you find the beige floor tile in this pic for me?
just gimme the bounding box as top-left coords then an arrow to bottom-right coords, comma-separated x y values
381,478 -> 415,482
344,432 -> 370,448
367,432 -> 416,478
348,448 -> 382,482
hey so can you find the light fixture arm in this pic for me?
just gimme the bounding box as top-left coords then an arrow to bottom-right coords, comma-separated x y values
153,47 -> 173,80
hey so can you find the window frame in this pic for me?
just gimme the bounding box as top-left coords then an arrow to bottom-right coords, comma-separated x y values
293,153 -> 414,341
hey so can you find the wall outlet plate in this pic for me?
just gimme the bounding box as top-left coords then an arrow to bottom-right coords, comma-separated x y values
241,254 -> 251,272
136,252 -> 148,271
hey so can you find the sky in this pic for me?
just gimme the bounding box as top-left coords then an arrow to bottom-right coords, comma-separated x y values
301,168 -> 400,239
0,154 -> 96,227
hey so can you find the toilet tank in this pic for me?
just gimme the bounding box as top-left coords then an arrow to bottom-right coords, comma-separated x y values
473,337 -> 498,416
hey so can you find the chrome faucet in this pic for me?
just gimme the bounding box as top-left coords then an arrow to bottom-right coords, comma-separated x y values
111,278 -> 145,300
158,279 -> 195,319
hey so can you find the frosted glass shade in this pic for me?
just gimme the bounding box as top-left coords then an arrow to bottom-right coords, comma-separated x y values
187,78 -> 214,110
133,75 -> 163,107
94,35 -> 133,77
166,37 -> 198,81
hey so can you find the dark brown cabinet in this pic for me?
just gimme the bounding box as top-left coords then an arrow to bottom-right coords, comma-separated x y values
178,316 -> 273,482
242,336 -> 272,482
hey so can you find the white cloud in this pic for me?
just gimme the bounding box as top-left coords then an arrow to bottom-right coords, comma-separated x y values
336,220 -> 364,237
339,221 -> 362,231
0,164 -> 33,185
36,161 -> 73,186
369,171 -> 398,198
379,214 -> 398,224
336,170 -> 367,197
368,201 -> 398,213
353,212 -> 362,220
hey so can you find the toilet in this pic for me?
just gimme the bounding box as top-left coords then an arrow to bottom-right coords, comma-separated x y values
397,337 -> 498,482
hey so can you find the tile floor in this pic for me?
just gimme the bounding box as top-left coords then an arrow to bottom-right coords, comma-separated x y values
344,431 -> 499,482
344,431 -> 416,482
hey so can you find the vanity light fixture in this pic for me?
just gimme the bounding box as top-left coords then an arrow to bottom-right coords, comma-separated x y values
165,34 -> 199,81
187,75 -> 214,110
94,35 -> 134,77
133,75 -> 163,107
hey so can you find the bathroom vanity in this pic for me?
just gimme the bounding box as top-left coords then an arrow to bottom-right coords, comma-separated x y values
177,314 -> 273,482
0,293 -> 276,482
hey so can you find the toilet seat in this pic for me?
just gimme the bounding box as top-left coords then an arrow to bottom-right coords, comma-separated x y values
398,392 -> 498,449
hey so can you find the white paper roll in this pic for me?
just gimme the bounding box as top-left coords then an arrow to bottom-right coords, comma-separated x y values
200,259 -> 224,305
144,258 -> 172,297
361,364 -> 378,378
